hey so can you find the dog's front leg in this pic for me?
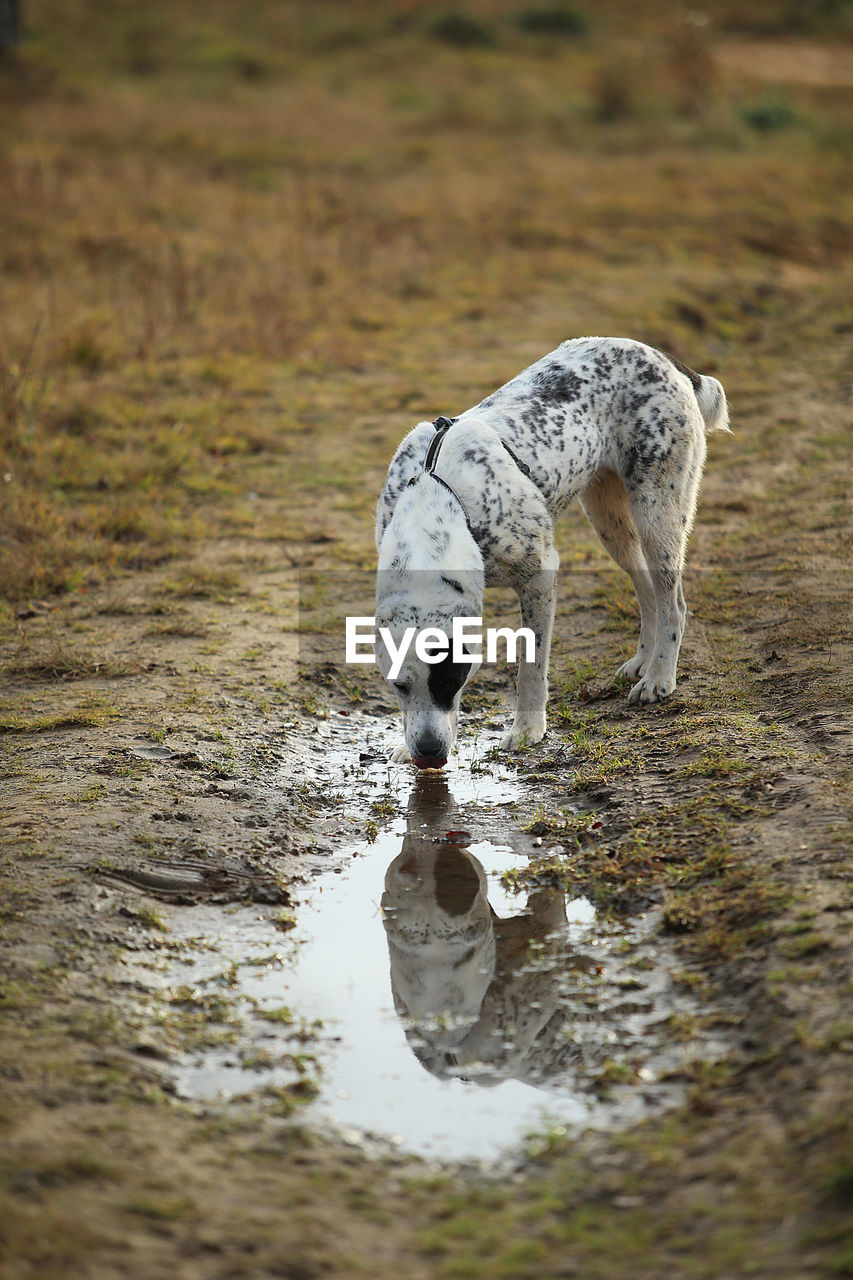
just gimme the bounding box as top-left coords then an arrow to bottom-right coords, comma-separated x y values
501,553 -> 558,752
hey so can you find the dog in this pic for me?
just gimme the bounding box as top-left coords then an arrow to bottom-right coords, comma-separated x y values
374,337 -> 729,768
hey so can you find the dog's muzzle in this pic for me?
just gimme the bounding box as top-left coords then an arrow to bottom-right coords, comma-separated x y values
412,754 -> 448,770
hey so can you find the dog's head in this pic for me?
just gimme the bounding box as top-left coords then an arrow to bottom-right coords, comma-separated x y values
375,583 -> 481,768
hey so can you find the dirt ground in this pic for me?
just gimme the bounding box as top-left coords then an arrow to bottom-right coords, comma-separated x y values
2,4 -> 853,1278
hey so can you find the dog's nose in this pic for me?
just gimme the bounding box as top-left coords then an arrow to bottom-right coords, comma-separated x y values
412,733 -> 447,770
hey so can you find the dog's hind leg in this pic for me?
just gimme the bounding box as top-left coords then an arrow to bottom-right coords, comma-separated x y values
501,545 -> 559,751
579,470 -> 656,681
620,426 -> 706,704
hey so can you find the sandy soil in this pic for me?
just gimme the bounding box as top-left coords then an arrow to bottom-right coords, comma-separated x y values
2,340 -> 851,1277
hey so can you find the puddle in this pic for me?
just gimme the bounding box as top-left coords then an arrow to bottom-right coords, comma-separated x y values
131,714 -> 727,1163
291,710 -> 528,824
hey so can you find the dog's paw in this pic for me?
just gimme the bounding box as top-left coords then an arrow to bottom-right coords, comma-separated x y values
390,744 -> 412,763
500,721 -> 546,752
616,653 -> 646,680
628,673 -> 676,705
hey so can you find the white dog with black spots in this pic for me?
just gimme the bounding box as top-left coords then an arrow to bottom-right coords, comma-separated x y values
375,337 -> 729,769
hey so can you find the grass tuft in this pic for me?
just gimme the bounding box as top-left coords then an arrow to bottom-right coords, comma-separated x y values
0,694 -> 120,734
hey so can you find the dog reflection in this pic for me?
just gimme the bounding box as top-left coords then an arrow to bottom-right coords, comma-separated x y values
382,831 -> 585,1086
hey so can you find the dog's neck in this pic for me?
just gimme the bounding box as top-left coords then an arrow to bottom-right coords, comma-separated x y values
378,474 -> 484,579
376,476 -> 485,628
425,471 -> 472,530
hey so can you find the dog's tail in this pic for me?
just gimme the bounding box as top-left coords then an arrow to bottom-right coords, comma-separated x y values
665,351 -> 731,434
695,374 -> 731,434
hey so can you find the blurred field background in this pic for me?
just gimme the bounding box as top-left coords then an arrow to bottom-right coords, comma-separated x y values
1,0 -> 851,609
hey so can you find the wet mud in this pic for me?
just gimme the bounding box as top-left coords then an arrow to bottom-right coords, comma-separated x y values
126,715 -> 730,1163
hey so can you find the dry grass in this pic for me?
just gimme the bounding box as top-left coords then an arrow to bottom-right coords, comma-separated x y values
1,0 -> 851,609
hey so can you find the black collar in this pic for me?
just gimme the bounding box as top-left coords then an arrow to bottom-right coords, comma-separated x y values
426,415 -> 534,482
423,417 -> 469,523
424,416 -> 456,473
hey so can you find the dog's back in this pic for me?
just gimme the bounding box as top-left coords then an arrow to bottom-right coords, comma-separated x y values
457,336 -> 728,518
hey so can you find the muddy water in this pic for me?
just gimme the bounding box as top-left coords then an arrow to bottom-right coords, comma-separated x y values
145,715 -> 724,1163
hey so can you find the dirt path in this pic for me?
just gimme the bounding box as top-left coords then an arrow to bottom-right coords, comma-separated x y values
2,324 -> 851,1276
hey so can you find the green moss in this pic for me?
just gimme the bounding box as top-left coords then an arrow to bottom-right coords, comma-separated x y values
258,1006 -> 294,1024
135,905 -> 168,932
